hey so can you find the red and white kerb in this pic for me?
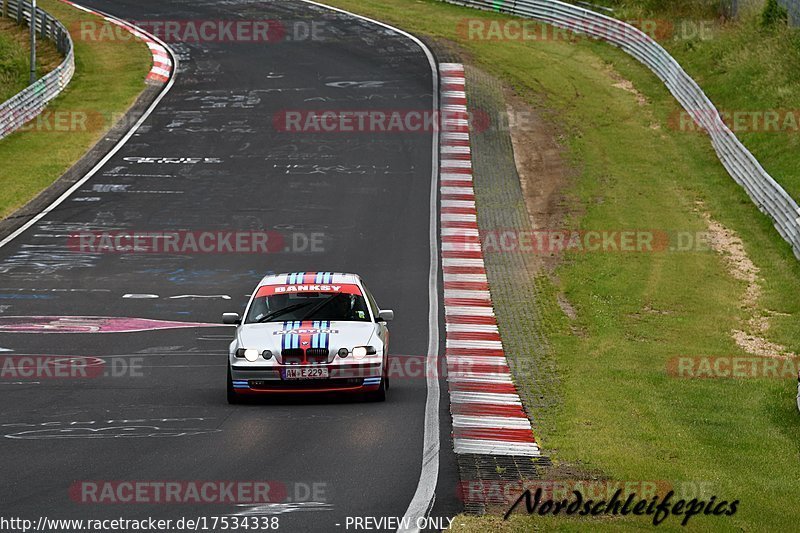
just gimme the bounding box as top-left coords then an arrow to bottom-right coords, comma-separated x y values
439,63 -> 539,457
60,0 -> 173,84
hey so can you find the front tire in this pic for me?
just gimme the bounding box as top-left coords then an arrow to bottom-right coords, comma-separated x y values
365,368 -> 387,402
227,366 -> 241,404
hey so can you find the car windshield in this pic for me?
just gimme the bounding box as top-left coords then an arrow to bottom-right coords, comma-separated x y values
245,291 -> 372,324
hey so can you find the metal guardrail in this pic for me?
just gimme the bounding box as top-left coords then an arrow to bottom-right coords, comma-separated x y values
0,0 -> 75,140
443,0 -> 800,259
778,0 -> 800,26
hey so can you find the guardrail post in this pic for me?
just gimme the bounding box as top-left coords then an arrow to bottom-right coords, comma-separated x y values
2,0 -> 8,19
29,0 -> 36,84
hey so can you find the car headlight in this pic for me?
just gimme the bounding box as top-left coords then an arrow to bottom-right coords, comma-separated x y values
352,346 -> 377,360
236,348 -> 260,362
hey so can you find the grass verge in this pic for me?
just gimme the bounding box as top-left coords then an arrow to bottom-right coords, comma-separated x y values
0,17 -> 62,101
611,0 -> 800,203
0,0 -> 151,221
318,0 -> 800,530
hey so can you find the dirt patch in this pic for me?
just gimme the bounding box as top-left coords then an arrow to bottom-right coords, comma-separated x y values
606,64 -> 648,106
502,81 -> 586,334
697,203 -> 797,359
502,85 -> 583,328
606,65 -> 664,130
556,293 -> 577,320
504,87 -> 575,266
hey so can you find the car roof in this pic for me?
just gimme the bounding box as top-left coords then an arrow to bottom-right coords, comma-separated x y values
258,272 -> 363,288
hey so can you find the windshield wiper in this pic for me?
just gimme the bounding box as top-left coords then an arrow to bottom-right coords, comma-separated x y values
257,302 -> 313,323
298,293 -> 341,321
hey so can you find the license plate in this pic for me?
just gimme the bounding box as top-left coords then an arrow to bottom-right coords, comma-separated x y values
283,367 -> 329,380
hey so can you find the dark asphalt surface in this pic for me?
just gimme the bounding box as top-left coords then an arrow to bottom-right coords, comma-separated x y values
0,0 -> 458,530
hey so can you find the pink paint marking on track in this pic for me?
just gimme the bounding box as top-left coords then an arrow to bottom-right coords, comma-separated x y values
0,316 -> 221,334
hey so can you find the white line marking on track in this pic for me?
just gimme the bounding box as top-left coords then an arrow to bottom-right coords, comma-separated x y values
296,3 -> 442,531
450,392 -> 521,405
446,340 -> 503,350
443,273 -> 488,282
445,323 -> 498,333
447,372 -> 514,383
441,214 -> 477,223
442,257 -> 485,267
443,290 -> 491,300
441,187 -> 476,196
232,502 -> 333,516
445,355 -> 507,366
445,306 -> 495,316
441,200 -> 476,209
441,173 -> 472,181
441,160 -> 472,168
442,242 -> 481,251
454,440 -> 539,455
169,295 -> 232,300
452,415 -> 532,429
441,146 -> 470,154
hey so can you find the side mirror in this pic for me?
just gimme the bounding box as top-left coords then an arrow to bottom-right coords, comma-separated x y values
222,313 -> 241,325
378,310 -> 394,322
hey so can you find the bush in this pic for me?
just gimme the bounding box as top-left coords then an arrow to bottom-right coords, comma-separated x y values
762,0 -> 789,27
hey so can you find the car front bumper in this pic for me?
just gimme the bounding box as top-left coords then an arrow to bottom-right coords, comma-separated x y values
230,361 -> 383,394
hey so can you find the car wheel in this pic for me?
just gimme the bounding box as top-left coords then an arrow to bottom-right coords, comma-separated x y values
365,370 -> 387,402
227,366 -> 241,405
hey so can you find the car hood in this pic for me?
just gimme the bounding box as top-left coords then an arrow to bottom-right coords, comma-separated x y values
236,321 -> 379,356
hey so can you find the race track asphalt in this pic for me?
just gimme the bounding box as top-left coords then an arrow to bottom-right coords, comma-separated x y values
0,0 -> 459,530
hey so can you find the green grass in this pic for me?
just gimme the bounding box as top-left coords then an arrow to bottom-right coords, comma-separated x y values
666,18 -> 800,200
0,0 -> 151,220
612,0 -> 800,202
0,17 -> 62,101
317,0 -> 800,530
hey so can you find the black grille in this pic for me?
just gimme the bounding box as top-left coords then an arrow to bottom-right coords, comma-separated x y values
281,348 -> 329,364
281,349 -> 304,364
306,348 -> 329,363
